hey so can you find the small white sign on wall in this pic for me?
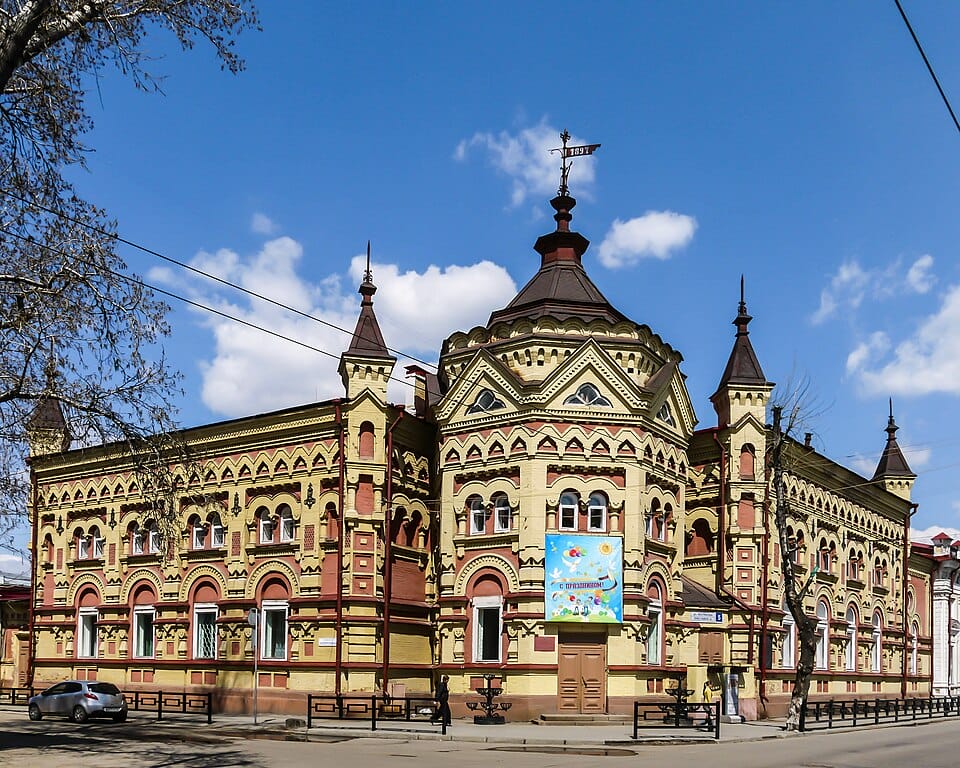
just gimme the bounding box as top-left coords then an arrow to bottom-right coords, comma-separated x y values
317,637 -> 337,647
690,611 -> 724,624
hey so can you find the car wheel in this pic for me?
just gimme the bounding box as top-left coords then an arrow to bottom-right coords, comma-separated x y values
71,705 -> 88,723
28,704 -> 42,721
112,713 -> 127,723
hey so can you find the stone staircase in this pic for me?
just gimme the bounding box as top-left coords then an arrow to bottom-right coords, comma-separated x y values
534,713 -> 633,726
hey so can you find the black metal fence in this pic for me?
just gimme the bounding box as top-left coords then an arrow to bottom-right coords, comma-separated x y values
800,696 -> 960,731
306,693 -> 446,735
632,700 -> 720,739
128,690 -> 213,724
1,686 -> 211,723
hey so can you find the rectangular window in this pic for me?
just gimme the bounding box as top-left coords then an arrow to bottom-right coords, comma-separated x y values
494,503 -> 511,533
133,607 -> 155,658
473,596 -> 502,663
193,525 -> 206,549
782,620 -> 796,668
647,606 -> 662,665
260,517 -> 274,544
588,504 -> 606,532
194,605 -> 218,660
470,505 -> 485,535
212,522 -> 225,548
559,505 -> 577,531
280,515 -> 294,543
132,530 -> 145,555
77,609 -> 98,658
78,536 -> 91,560
261,601 -> 288,660
93,534 -> 104,559
149,528 -> 160,554
845,629 -> 857,671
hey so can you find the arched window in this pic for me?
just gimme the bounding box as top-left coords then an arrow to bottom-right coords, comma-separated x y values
466,389 -> 504,414
910,622 -> 919,676
260,578 -> 290,661
190,515 -> 207,549
132,583 -> 157,659
845,607 -> 857,671
492,493 -> 511,533
75,528 -> 90,560
646,499 -> 662,540
471,574 -> 504,663
587,492 -> 607,532
872,611 -> 883,672
141,520 -> 160,554
278,504 -> 295,543
257,506 -> 273,544
563,383 -> 612,407
815,600 -> 829,670
873,558 -> 885,588
77,588 -> 100,659
358,421 -> 375,458
209,512 -> 225,548
739,444 -> 756,480
468,495 -> 486,535
559,491 -> 579,531
782,601 -> 796,668
848,549 -> 861,581
662,503 -> 672,542
818,538 -> 831,572
192,581 -> 220,660
646,582 -> 664,666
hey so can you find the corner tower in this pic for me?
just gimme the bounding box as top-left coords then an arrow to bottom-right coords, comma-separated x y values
872,400 -> 915,501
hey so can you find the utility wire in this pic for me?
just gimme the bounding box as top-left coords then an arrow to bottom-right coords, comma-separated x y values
894,0 -> 960,135
0,188 -> 441,373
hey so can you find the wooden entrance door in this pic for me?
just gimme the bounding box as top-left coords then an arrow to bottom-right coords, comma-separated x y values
557,638 -> 606,713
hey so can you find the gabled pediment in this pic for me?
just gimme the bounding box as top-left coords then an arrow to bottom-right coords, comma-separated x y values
434,348 -> 523,424
643,359 -> 698,438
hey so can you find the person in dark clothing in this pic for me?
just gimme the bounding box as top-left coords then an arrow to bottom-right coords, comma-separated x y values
432,674 -> 451,725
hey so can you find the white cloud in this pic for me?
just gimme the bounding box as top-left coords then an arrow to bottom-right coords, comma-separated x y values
159,236 -> 517,418
906,254 -> 935,294
848,284 -> 960,396
845,332 -> 890,375
250,212 -> 277,235
811,256 -> 937,325
456,120 -> 596,206
911,525 -> 960,545
849,443 -> 929,478
0,553 -> 29,580
596,212 -> 697,268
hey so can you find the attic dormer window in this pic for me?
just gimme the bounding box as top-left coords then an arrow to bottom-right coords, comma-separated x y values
657,402 -> 675,426
564,383 -> 611,408
467,389 -> 504,414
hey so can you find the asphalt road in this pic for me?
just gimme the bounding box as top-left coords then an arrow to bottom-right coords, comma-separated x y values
1,711 -> 958,768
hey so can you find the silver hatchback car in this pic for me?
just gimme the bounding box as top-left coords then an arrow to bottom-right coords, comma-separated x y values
28,680 -> 128,723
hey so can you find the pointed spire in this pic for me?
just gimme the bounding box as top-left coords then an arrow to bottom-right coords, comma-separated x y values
873,399 -> 915,480
344,242 -> 393,359
715,277 -> 768,391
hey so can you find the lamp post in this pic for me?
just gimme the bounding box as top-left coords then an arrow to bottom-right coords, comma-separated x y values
247,607 -> 259,724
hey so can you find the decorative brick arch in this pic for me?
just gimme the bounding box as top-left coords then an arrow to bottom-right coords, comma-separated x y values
66,573 -> 106,606
119,568 -> 163,604
455,553 -> 520,595
643,562 -> 673,601
178,564 -> 228,602
246,559 -> 300,600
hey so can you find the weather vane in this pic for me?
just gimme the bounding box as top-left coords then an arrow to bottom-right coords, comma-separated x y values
549,129 -> 601,197
364,240 -> 373,284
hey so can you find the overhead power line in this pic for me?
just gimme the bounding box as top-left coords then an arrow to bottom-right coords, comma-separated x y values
894,0 -> 960,135
0,188 -> 441,373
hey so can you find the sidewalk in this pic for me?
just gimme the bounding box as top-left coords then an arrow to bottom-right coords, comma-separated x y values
160,713 -> 791,746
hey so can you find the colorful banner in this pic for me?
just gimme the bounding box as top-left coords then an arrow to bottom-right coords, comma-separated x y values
545,534 -> 623,624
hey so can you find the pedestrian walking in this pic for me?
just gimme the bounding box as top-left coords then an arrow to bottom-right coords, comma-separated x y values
432,674 -> 451,726
702,681 -> 714,729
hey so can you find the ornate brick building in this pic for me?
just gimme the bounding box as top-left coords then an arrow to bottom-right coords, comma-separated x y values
27,189 -> 934,718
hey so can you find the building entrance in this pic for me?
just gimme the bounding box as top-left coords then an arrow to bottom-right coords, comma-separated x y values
557,635 -> 606,713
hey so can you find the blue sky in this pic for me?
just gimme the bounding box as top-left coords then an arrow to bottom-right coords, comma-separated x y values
19,1 -> 960,560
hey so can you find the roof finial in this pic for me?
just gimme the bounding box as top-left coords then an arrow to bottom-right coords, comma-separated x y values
364,240 -> 373,284
549,129 -> 600,198
887,397 -> 897,434
739,274 -> 746,316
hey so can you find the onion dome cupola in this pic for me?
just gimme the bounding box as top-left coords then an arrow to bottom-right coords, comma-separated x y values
710,278 -> 774,427
872,399 -> 916,501
338,243 -> 397,400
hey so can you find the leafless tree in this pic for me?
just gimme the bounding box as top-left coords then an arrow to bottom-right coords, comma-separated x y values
0,1 -> 257,551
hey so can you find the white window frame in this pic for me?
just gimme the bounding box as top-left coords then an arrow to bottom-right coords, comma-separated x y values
910,626 -> 919,676
469,497 -> 486,536
77,608 -> 98,659
279,508 -> 295,543
872,613 -> 882,672
90,528 -> 104,559
815,601 -> 829,670
148,525 -> 160,554
192,523 -> 207,550
259,515 -> 274,544
211,517 -> 225,548
132,527 -> 145,555
782,609 -> 796,668
587,493 -> 607,532
193,603 -> 218,660
647,592 -> 663,666
77,532 -> 91,560
559,493 -> 578,531
261,600 -> 289,661
133,606 -> 156,659
472,595 -> 502,663
493,495 -> 511,533
845,609 -> 857,672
